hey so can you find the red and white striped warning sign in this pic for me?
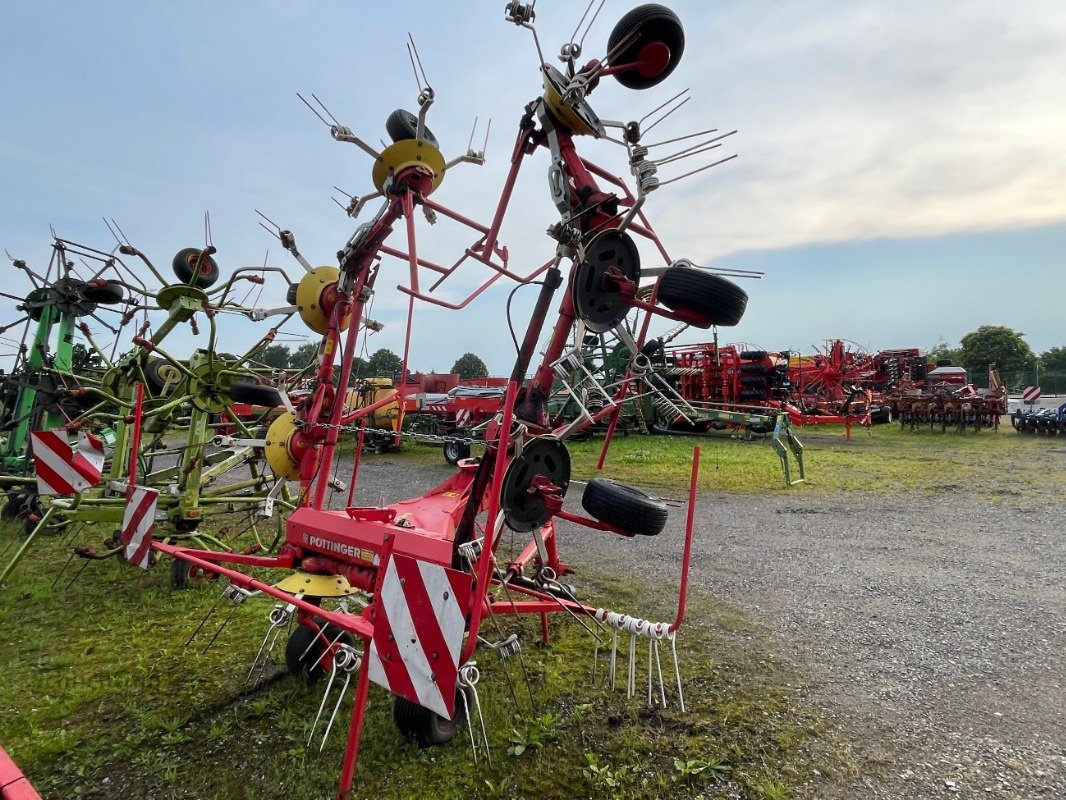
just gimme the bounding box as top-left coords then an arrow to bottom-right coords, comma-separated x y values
366,553 -> 472,718
120,485 -> 159,569
30,430 -> 106,496
1022,386 -> 1042,404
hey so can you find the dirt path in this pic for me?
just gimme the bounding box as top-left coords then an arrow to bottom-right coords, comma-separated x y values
556,488 -> 1065,799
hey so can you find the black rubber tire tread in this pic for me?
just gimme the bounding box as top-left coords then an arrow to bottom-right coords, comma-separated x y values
170,557 -> 219,589
228,382 -> 283,407
870,406 -> 893,425
656,266 -> 748,327
24,288 -> 49,321
81,280 -> 125,304
581,477 -> 667,536
285,622 -> 353,686
144,358 -> 177,395
739,350 -> 769,360
740,376 -> 767,388
739,362 -> 767,374
738,390 -> 766,400
443,439 -> 471,465
607,4 -> 685,90
393,693 -> 465,747
385,108 -> 438,147
172,247 -> 220,288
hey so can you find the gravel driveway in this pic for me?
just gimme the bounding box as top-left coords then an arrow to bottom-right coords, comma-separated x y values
341,452 -> 1065,798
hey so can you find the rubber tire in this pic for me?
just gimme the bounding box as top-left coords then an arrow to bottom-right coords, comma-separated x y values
739,362 -> 767,374
285,622 -> 353,686
443,439 -> 471,465
393,692 -> 465,748
170,557 -> 219,589
739,350 -> 769,360
738,390 -> 765,400
581,477 -> 667,536
656,266 -> 748,327
607,4 -> 685,90
228,382 -> 283,407
386,108 -> 438,147
740,376 -> 767,388
81,280 -> 125,304
24,288 -> 50,321
144,358 -> 178,395
172,247 -> 220,289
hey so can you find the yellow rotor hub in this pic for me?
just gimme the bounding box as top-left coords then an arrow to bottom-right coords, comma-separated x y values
541,64 -> 605,138
264,411 -> 300,481
371,139 -> 447,195
296,266 -> 350,335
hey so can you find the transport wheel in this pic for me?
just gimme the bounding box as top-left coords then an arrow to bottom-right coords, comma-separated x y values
581,477 -> 667,536
170,557 -> 218,590
228,382 -> 283,407
286,622 -> 353,686
144,357 -> 182,395
740,376 -> 767,388
386,108 -> 438,147
172,247 -> 219,288
81,280 -> 125,304
443,438 -> 471,465
656,266 -> 748,327
607,4 -> 685,89
739,350 -> 768,360
24,288 -> 50,321
738,390 -> 765,401
393,692 -> 465,747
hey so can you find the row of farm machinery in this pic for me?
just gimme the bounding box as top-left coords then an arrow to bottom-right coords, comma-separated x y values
0,4 -> 776,797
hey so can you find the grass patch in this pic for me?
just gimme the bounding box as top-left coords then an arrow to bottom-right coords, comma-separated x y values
564,421 -> 1066,499
0,525 -> 848,799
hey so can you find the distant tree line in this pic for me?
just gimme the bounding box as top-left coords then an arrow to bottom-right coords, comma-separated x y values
252,344 -> 490,381
929,326 -> 1066,392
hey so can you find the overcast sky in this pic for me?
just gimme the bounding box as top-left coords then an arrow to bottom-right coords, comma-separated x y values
2,0 -> 1063,376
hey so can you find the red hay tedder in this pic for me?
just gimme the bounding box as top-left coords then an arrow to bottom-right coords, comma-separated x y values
105,5 -> 757,797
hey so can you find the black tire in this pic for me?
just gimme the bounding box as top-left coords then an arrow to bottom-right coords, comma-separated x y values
443,439 -> 471,465
144,358 -> 180,395
738,390 -> 765,401
739,362 -> 767,374
285,622 -> 353,686
172,247 -> 220,288
170,557 -> 219,589
393,693 -> 465,748
656,266 -> 747,327
228,382 -> 282,407
607,4 -> 685,90
24,287 -> 50,321
739,350 -> 769,360
385,109 -> 438,147
740,376 -> 767,388
581,477 -> 667,536
81,280 -> 125,304
870,406 -> 893,425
